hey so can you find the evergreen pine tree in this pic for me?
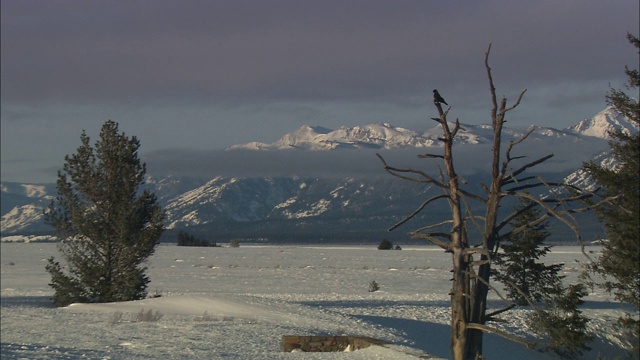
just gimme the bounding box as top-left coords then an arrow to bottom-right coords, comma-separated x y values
529,284 -> 592,358
582,33 -> 639,349
492,197 -> 564,306
45,120 -> 165,306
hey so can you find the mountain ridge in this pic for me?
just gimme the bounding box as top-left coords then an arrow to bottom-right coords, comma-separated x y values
2,107 -> 635,240
225,106 -> 629,152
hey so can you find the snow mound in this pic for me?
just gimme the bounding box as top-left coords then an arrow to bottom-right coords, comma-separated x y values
66,295 -> 302,324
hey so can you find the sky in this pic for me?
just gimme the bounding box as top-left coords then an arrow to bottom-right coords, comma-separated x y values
1,0 -> 638,183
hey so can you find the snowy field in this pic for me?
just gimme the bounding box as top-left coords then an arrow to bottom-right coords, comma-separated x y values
0,242 -> 634,359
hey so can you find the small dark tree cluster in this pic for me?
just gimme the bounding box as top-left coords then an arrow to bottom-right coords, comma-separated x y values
377,238 -> 401,250
176,231 -> 217,247
377,239 -> 393,250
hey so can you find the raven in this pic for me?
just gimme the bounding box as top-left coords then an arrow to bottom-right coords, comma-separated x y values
433,89 -> 448,105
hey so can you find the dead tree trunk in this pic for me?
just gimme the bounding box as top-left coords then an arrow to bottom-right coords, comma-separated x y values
434,101 -> 472,359
466,48 -> 526,356
377,44 -> 609,360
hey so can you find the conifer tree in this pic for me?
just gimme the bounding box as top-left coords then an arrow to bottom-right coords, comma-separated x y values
45,120 -> 165,306
529,283 -> 592,358
492,197 -> 564,306
582,33 -> 639,349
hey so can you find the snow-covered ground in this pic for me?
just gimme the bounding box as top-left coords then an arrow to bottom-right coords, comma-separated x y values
0,243 -> 634,359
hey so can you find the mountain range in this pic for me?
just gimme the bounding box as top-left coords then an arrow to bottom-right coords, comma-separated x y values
1,107 -> 635,243
226,106 -> 635,151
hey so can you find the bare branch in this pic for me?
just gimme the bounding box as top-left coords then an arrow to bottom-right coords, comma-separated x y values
411,233 -> 452,251
495,201 -> 537,233
376,153 -> 447,187
412,219 -> 454,232
512,191 -> 587,244
500,211 -> 554,239
508,155 -> 527,161
500,128 -> 536,178
504,154 -> 555,183
459,193 -> 487,238
378,153 -> 486,205
463,247 -> 492,258
480,181 -> 490,194
451,119 -> 464,138
501,175 -> 536,187
466,323 -> 536,349
412,232 -> 452,241
418,153 -> 444,159
389,194 -> 449,231
485,43 -> 498,118
470,260 -> 491,267
503,181 -> 554,193
466,269 -> 510,304
506,180 -> 597,195
504,88 -> 527,112
485,304 -> 516,320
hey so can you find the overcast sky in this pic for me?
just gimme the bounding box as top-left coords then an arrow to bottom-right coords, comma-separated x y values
1,1 -> 638,183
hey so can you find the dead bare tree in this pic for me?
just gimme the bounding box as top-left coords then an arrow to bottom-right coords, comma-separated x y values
377,44 -> 611,360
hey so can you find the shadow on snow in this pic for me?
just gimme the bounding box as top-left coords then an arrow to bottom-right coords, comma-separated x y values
0,296 -> 55,309
1,342 -> 113,359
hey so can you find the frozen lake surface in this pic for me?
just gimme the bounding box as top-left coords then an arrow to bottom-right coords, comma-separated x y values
0,243 -> 633,359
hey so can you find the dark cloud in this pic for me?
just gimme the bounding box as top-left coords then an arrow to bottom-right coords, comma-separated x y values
1,0 -> 636,183
2,1 -> 636,105
145,148 -> 391,179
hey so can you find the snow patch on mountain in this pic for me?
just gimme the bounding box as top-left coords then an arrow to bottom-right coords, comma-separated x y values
164,177 -> 302,228
0,183 -> 52,198
563,149 -> 622,191
282,198 -> 331,219
274,196 -> 298,210
1,182 -> 55,234
1,205 -> 46,233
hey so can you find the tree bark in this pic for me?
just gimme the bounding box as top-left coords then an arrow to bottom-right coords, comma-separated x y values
434,101 -> 472,360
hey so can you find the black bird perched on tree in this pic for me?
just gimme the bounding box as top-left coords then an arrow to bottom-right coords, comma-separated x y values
433,89 -> 448,105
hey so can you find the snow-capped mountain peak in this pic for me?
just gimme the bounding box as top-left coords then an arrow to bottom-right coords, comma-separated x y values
566,106 -> 637,139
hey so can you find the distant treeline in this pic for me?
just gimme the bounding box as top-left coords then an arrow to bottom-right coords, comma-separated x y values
176,231 -> 218,247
